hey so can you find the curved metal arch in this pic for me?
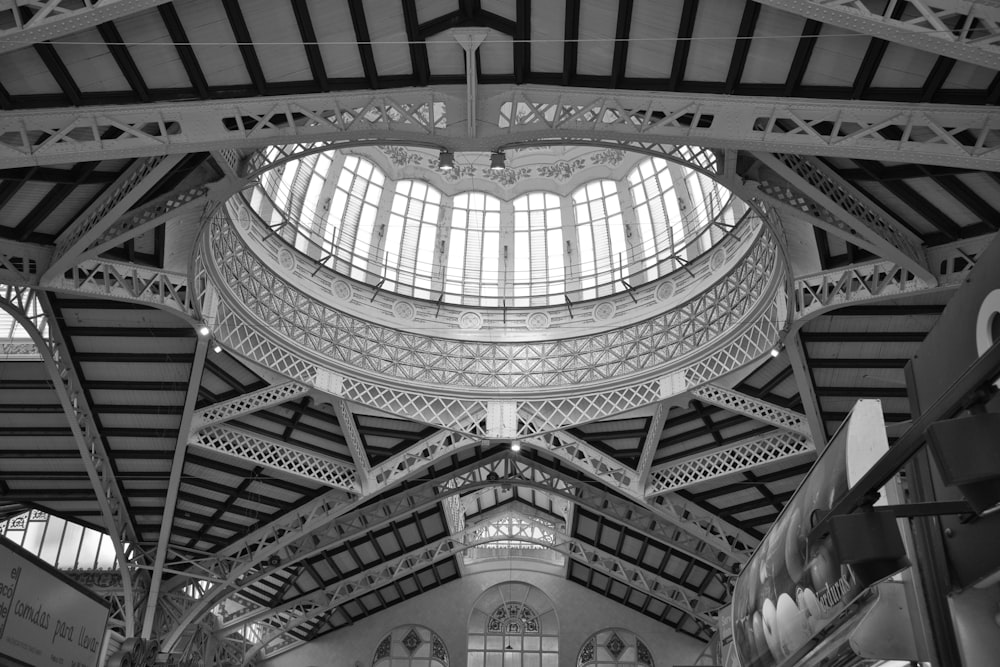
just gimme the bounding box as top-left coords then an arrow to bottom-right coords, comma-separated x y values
0,284 -> 139,635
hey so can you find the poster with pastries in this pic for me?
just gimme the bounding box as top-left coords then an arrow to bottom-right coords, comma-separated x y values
729,400 -> 892,667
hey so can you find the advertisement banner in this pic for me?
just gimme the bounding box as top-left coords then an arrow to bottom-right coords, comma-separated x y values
0,536 -> 110,667
729,400 -> 890,667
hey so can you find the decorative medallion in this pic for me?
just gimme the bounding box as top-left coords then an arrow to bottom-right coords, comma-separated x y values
458,311 -> 483,330
487,603 -> 540,634
526,312 -> 550,331
592,301 -> 616,321
431,633 -> 448,664
374,636 -> 391,662
605,632 -> 626,660
332,280 -> 352,301
637,639 -> 654,667
235,209 -> 252,231
276,248 -> 295,272
710,248 -> 727,270
393,300 -> 416,321
655,280 -> 675,302
579,638 -> 595,665
401,628 -> 423,655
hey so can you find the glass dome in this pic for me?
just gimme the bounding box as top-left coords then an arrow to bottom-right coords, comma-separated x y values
245,145 -> 748,308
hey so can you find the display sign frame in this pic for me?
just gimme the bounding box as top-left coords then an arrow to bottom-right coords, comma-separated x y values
0,535 -> 110,667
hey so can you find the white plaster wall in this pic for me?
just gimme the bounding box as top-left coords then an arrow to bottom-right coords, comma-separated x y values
257,568 -> 707,667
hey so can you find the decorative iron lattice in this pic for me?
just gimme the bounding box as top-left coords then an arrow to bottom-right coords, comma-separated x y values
213,301 -> 319,382
682,302 -> 784,388
340,377 -> 489,434
193,426 -> 359,492
0,0 -> 170,53
758,152 -> 926,272
207,212 -> 780,391
525,431 -> 640,492
369,431 -> 481,489
647,430 -> 814,494
432,633 -> 448,664
192,381 -> 312,429
488,603 -> 540,634
0,286 -> 140,634
50,155 -> 170,266
85,183 -> 211,258
689,384 -> 811,436
755,0 -> 1000,69
49,259 -> 197,318
233,515 -> 716,662
0,241 -> 50,286
374,636 -> 391,662
334,399 -> 372,484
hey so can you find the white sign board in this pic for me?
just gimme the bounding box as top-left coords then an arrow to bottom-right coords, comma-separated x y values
0,537 -> 109,667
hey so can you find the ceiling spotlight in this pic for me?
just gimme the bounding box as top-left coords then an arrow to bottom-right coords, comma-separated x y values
510,442 -> 521,452
438,149 -> 455,171
212,342 -> 223,354
490,150 -> 506,171
196,324 -> 211,337
770,346 -> 781,358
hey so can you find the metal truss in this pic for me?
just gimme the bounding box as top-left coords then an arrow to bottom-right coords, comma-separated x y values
792,234 -> 995,322
207,210 -> 781,392
756,0 -> 1000,70
4,86 -> 1000,169
0,240 -> 50,286
689,384 -> 811,437
636,400 -> 667,486
142,338 -> 209,639
234,517 -> 719,663
0,285 -> 141,634
525,430 -> 640,493
0,0 -> 172,54
159,452 -> 747,652
47,258 -> 198,319
647,430 -> 815,494
45,155 -> 182,282
753,152 -> 932,282
368,429 -> 479,490
333,399 -> 372,493
784,330 -> 827,446
191,425 -> 360,492
191,380 -> 311,430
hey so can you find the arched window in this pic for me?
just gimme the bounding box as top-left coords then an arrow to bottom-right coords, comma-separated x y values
578,629 -> 654,667
513,192 -> 564,305
372,625 -> 449,667
468,582 -> 558,667
447,192 -> 502,304
328,155 -> 385,281
385,179 -> 442,298
571,180 -> 627,300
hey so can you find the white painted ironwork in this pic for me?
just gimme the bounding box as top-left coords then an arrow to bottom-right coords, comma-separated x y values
333,399 -> 372,492
141,338 -> 209,640
0,286 -> 140,634
0,240 -> 50,286
647,430 -> 815,494
191,381 -> 311,430
753,152 -> 931,282
526,430 -> 641,492
689,384 -> 811,436
784,330 -> 827,447
48,259 -> 198,318
192,425 -> 360,492
207,209 -> 781,392
368,430 -> 479,489
636,400 -> 667,486
45,155 -> 182,282
230,515 -> 718,663
0,0 -> 173,54
755,0 -> 1000,70
159,451 -> 748,652
4,87 -> 1000,169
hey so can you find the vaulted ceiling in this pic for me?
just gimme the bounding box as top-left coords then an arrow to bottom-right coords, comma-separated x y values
0,0 -> 997,664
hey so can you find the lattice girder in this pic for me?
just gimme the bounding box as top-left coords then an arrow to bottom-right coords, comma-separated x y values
47,259 -> 198,319
755,0 -> 1000,70
0,0 -> 173,54
4,87 -> 1000,169
0,240 -> 50,287
689,385 -> 811,436
368,429 -> 480,490
232,517 -> 718,663
191,381 -> 311,430
753,152 -> 931,282
647,430 -> 815,495
0,287 -> 141,634
191,425 -> 359,491
159,452 -> 746,652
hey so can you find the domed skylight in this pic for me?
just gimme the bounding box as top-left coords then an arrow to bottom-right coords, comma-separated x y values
246,146 -> 748,308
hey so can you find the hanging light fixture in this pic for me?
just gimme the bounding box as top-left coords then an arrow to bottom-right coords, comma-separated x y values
438,149 -> 455,171
490,150 -> 506,171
